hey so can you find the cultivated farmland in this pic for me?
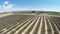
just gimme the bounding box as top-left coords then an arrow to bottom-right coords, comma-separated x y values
0,13 -> 60,34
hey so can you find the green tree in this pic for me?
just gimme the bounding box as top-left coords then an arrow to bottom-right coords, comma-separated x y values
32,11 -> 35,13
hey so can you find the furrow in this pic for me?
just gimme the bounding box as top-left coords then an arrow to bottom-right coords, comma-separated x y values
40,16 -> 45,34
0,16 -> 29,33
48,17 -> 59,34
1,16 -> 33,34
29,16 -> 40,34
21,16 -> 38,34
13,16 -> 36,34
37,16 -> 43,34
47,16 -> 54,34
44,16 -> 48,34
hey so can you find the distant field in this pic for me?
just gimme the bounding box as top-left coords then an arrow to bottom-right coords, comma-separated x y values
47,13 -> 60,16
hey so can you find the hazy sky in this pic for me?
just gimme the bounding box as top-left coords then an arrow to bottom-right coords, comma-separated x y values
0,0 -> 60,12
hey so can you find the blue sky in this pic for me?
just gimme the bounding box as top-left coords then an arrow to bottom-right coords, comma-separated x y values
0,0 -> 60,12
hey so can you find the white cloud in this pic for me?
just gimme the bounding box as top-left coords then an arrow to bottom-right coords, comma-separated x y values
0,1 -> 15,12
4,1 -> 9,5
3,4 -> 14,10
0,5 -> 2,8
